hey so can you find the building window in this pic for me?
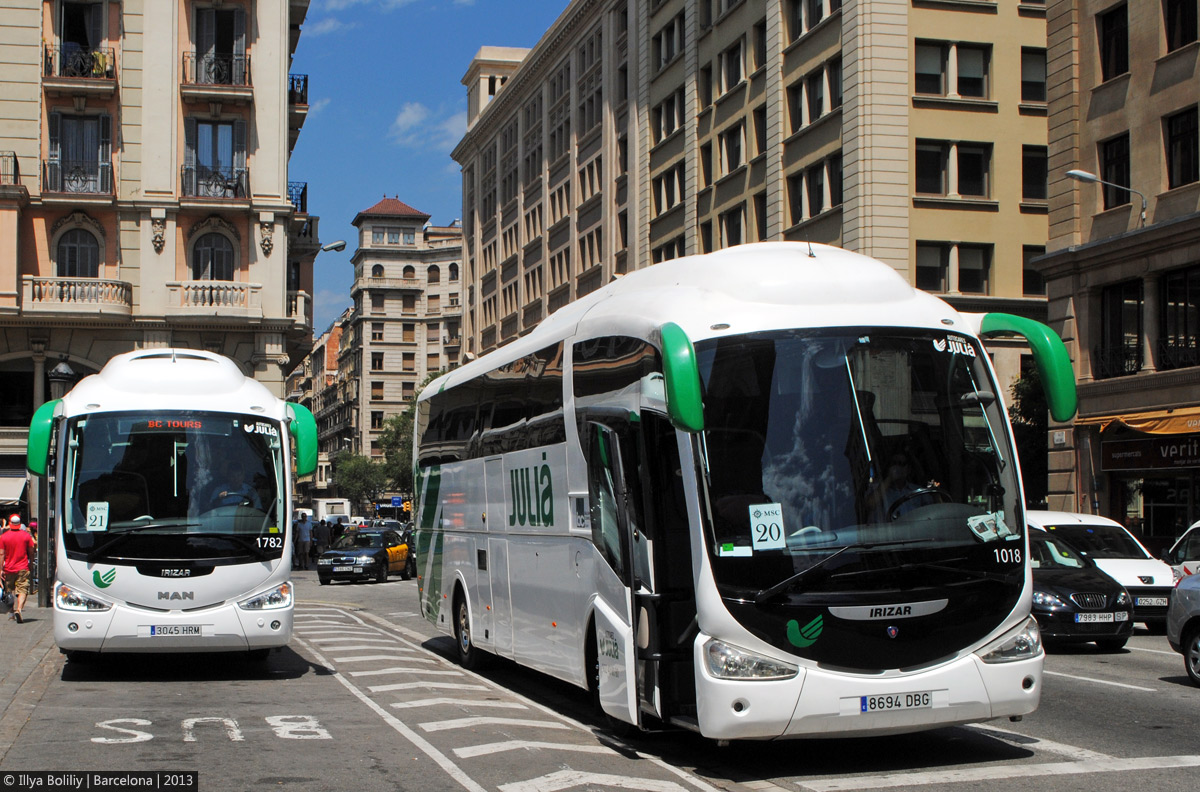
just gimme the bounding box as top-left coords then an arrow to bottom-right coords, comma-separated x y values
46,113 -> 112,194
915,141 -> 948,195
1097,279 -> 1143,378
372,228 -> 384,244
753,106 -> 767,157
1166,106 -> 1199,189
1100,133 -> 1131,209
957,45 -> 989,98
829,152 -> 843,207
183,118 -> 247,198
403,353 -> 415,372
806,162 -> 825,217
915,42 -> 947,95
1166,0 -> 1198,52
806,68 -> 825,122
916,243 -> 950,293
192,233 -> 234,280
1160,264 -> 1200,370
719,123 -> 745,176
371,264 -> 384,277
719,204 -> 744,248
652,236 -> 684,263
653,90 -> 683,144
388,228 -> 400,244
1023,145 -> 1048,200
957,144 -> 990,197
371,292 -> 385,312
56,228 -> 100,278
371,381 -> 384,401
403,265 -> 416,278
427,352 -> 440,371
1023,246 -> 1046,296
192,5 -> 247,85
829,56 -> 842,109
449,263 -> 459,281
428,265 -> 441,284
653,162 -> 684,216
403,323 -> 415,342
371,411 -> 384,430
719,39 -> 744,94
653,13 -> 684,72
371,352 -> 384,371
957,245 -> 991,294
372,322 -> 384,341
1098,4 -> 1129,83
1021,48 -> 1046,102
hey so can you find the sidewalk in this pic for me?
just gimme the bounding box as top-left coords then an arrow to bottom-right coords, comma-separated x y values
0,602 -> 60,762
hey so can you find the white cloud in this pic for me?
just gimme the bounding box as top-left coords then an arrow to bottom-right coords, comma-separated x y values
313,290 -> 352,336
304,17 -> 350,36
309,97 -> 331,114
388,103 -> 465,152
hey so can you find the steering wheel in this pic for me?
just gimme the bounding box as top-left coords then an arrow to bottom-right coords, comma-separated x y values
887,486 -> 952,521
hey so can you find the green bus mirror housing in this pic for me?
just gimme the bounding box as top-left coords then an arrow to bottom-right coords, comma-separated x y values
287,402 -> 319,476
659,322 -> 705,433
26,399 -> 61,477
980,313 -> 1078,423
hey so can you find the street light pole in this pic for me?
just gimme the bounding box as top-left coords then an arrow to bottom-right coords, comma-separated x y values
1066,169 -> 1147,228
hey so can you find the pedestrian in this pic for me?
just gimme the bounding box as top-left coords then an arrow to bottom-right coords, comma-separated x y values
0,514 -> 37,624
295,513 -> 312,570
314,519 -> 330,556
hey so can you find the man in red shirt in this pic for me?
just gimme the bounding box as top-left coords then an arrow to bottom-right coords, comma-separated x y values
0,514 -> 37,623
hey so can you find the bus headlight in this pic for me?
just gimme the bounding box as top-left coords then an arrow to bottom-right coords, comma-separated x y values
55,582 -> 112,612
237,582 -> 292,611
704,638 -> 799,680
976,616 -> 1042,664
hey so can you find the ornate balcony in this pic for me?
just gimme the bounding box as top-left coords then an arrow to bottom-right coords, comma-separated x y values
181,53 -> 252,104
42,45 -> 117,98
181,165 -> 249,200
43,159 -> 112,195
22,276 -> 132,316
166,280 -> 262,317
288,181 -> 308,214
1092,344 -> 1142,379
0,151 -> 18,186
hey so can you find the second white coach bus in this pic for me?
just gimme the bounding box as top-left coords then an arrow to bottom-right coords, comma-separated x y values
26,349 -> 318,660
414,242 -> 1077,740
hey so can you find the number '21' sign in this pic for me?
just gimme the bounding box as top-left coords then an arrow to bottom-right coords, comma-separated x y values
749,503 -> 785,551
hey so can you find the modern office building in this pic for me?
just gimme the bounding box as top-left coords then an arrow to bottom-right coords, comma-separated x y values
1038,0 -> 1200,543
452,0 -> 1052,401
0,0 -> 324,514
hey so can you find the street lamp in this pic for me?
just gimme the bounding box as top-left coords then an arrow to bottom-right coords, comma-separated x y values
1066,169 -> 1147,228
47,358 -> 77,400
321,240 -> 347,252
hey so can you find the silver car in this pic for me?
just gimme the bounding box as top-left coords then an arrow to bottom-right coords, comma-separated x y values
1167,573 -> 1200,686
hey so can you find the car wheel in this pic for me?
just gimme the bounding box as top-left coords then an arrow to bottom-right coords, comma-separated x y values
1185,625 -> 1200,687
375,562 -> 388,584
400,556 -> 412,580
1095,637 -> 1127,652
318,576 -> 330,586
454,593 -> 481,669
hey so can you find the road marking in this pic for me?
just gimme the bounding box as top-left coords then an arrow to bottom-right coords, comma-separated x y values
420,716 -> 571,733
333,654 -> 419,663
798,755 -> 1200,790
311,636 -> 404,644
373,681 -> 489,692
389,611 -> 420,618
350,668 -> 465,678
499,770 -> 687,792
1043,670 -> 1156,691
294,636 -> 488,792
320,644 -> 413,652
1127,645 -> 1176,656
392,698 -> 528,710
964,723 -> 1113,761
296,628 -> 385,635
453,740 -> 616,758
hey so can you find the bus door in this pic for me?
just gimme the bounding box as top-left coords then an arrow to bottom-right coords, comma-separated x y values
585,420 -> 663,726
480,456 -> 505,653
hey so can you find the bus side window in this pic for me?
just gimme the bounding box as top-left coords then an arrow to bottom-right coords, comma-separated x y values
587,424 -> 625,577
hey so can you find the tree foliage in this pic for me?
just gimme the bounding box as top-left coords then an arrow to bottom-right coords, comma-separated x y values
377,370 -> 443,497
1009,365 -> 1048,508
331,451 -> 388,515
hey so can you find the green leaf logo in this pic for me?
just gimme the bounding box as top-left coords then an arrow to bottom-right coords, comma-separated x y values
93,568 -> 116,589
787,614 -> 823,648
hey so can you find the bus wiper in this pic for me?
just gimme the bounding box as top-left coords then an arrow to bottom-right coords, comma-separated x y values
829,559 -> 1011,584
183,532 -> 272,562
85,521 -> 200,562
754,538 -> 938,605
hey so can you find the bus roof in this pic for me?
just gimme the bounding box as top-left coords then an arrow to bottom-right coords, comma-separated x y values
423,242 -> 963,400
58,349 -> 284,418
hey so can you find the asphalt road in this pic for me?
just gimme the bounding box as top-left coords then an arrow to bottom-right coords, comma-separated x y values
1,572 -> 1197,792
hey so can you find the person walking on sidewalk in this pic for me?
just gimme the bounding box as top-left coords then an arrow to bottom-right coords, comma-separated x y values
0,515 -> 37,623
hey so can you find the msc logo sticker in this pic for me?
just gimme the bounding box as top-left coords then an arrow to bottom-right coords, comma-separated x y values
787,614 -> 823,648
93,568 -> 117,589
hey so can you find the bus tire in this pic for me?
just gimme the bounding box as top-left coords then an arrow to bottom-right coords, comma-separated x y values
454,591 -> 482,670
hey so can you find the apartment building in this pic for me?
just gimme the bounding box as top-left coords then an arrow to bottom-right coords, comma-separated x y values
334,198 -> 464,462
0,0 -> 324,514
452,0 -> 1051,398
287,316 -> 343,503
1038,0 -> 1200,543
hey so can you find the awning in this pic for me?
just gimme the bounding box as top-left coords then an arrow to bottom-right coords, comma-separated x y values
0,475 -> 26,506
1074,406 -> 1200,435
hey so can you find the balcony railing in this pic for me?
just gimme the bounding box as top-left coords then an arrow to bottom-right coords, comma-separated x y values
22,276 -> 132,315
166,280 -> 262,315
288,181 -> 308,213
1092,344 -> 1142,379
289,74 -> 308,105
43,159 -> 112,194
1157,339 -> 1200,371
181,165 -> 248,199
289,290 -> 311,322
182,53 -> 250,86
0,152 -> 18,186
43,45 -> 116,80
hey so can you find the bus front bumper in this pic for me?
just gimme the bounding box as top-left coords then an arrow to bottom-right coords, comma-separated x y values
54,600 -> 293,653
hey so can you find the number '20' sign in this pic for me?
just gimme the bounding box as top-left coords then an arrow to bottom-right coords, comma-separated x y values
748,503 -> 785,551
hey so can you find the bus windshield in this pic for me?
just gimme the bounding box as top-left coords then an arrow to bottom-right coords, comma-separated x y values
695,328 -> 1024,597
61,410 -> 286,562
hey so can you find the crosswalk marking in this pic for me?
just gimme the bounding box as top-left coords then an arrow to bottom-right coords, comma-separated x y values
419,716 -> 570,733
391,698 -> 528,710
372,681 -> 488,692
498,770 -> 687,792
350,668 -> 464,679
453,740 -> 616,759
310,636 -> 403,644
332,654 -> 416,663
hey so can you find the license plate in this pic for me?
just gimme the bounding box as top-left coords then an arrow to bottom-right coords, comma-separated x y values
1075,612 -> 1115,623
333,566 -> 358,572
148,625 -> 203,636
1136,597 -> 1168,607
861,692 -> 931,713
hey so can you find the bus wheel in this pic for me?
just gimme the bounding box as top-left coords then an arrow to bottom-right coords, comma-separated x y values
454,593 -> 481,669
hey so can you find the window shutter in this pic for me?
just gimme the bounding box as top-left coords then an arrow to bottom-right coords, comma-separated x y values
233,119 -> 247,196
233,9 -> 246,84
99,114 -> 112,193
184,117 -> 197,195
47,112 -> 62,191
196,8 -> 215,82
87,4 -> 103,50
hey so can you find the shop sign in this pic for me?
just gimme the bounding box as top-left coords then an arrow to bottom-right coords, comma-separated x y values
1101,433 -> 1200,471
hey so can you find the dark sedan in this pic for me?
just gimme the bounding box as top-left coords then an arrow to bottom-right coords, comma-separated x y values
316,529 -> 414,585
1029,529 -> 1133,651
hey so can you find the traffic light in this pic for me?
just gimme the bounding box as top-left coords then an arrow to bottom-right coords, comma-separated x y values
402,499 -> 411,514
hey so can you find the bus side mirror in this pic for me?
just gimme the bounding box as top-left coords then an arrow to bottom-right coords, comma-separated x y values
26,399 -> 61,477
979,313 -> 1078,423
659,322 -> 705,433
287,402 -> 319,477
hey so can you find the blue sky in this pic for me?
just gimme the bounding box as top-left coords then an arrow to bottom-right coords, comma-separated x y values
290,0 -> 568,334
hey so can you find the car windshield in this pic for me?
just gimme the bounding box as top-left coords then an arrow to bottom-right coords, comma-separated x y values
1044,524 -> 1148,559
333,532 -> 388,549
1029,533 -> 1086,569
695,327 -> 1024,595
61,411 -> 286,562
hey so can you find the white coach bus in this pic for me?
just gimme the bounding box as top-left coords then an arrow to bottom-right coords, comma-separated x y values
414,242 -> 1077,740
26,349 -> 318,660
